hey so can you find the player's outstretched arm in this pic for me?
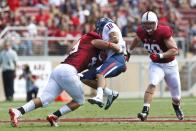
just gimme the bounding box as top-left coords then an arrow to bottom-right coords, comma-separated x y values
91,39 -> 121,53
129,35 -> 141,51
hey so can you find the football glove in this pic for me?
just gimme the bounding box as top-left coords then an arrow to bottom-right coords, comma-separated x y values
150,53 -> 163,61
124,50 -> 131,62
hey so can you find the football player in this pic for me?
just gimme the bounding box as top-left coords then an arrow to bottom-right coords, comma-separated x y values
129,11 -> 184,121
85,17 -> 128,110
8,31 -> 122,127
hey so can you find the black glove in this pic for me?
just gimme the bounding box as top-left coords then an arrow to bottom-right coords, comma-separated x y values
124,50 -> 131,62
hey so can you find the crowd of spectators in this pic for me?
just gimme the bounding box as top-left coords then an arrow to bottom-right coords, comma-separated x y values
0,0 -> 196,55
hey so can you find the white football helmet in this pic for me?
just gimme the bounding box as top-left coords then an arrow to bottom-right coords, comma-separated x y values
141,11 -> 158,33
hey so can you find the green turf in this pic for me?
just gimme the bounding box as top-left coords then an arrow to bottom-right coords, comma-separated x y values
0,97 -> 196,131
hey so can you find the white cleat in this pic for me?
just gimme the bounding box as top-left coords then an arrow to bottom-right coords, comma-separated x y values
47,114 -> 59,127
88,97 -> 104,108
9,108 -> 21,127
104,91 -> 119,110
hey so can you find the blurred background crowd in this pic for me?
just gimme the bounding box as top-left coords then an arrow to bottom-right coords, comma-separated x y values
0,0 -> 196,55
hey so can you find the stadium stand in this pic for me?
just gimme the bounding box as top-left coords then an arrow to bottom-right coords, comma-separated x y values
0,1 -> 193,54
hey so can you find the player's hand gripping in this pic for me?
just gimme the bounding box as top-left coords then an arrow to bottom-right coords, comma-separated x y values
108,42 -> 122,53
150,53 -> 163,61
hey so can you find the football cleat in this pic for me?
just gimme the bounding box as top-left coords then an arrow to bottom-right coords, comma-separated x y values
104,91 -> 119,110
137,112 -> 148,121
47,114 -> 59,127
172,103 -> 184,120
175,109 -> 184,120
88,97 -> 104,108
137,106 -> 149,121
172,104 -> 184,120
9,108 -> 20,127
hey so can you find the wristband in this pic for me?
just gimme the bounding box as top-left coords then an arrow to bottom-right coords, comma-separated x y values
159,53 -> 164,59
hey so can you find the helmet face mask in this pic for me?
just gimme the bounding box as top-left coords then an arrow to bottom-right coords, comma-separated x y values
142,21 -> 156,33
95,17 -> 114,35
141,11 -> 158,34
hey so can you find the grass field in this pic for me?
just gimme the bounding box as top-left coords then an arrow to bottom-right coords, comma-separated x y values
0,97 -> 196,131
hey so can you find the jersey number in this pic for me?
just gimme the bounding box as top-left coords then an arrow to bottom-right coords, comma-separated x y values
106,23 -> 113,30
144,44 -> 163,54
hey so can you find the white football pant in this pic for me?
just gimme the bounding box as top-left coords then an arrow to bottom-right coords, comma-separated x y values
149,59 -> 181,100
39,64 -> 84,107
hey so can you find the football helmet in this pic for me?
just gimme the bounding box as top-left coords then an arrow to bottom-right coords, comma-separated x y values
95,17 -> 114,34
141,11 -> 158,33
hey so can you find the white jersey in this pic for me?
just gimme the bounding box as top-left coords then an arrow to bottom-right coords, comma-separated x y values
102,22 -> 126,59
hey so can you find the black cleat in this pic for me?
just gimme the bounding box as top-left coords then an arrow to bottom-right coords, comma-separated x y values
175,109 -> 184,120
137,106 -> 149,121
137,112 -> 148,121
172,103 -> 184,120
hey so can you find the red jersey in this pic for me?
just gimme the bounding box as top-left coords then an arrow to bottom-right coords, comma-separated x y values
137,25 -> 175,63
62,32 -> 101,72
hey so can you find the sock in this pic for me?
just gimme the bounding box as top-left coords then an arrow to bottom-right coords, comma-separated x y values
17,107 -> 25,115
54,105 -> 72,117
103,87 -> 113,96
143,103 -> 150,107
172,103 -> 180,110
53,110 -> 62,117
96,87 -> 103,100
21,100 -> 35,113
142,103 -> 150,114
